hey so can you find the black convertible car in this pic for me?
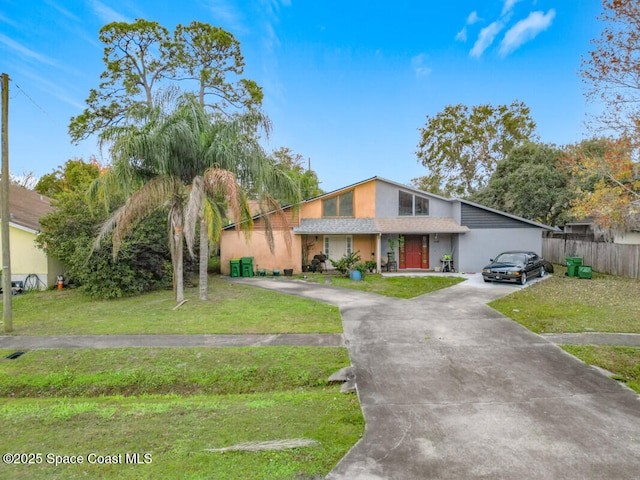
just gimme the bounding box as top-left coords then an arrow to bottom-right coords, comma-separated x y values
481,251 -> 547,285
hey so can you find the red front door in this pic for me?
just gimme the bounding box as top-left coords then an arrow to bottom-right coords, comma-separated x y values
402,235 -> 429,269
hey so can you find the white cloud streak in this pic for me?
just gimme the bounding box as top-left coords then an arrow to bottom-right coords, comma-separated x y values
0,33 -> 60,67
499,9 -> 556,56
456,10 -> 481,42
502,0 -> 523,17
88,0 -> 129,24
411,53 -> 432,78
470,21 -> 504,58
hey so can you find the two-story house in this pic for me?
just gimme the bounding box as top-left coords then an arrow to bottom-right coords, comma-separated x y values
220,177 -> 552,275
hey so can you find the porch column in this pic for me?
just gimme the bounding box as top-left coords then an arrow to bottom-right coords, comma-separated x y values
377,233 -> 382,273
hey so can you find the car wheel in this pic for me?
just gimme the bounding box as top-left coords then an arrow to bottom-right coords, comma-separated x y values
539,267 -> 545,278
483,278 -> 491,283
519,272 -> 527,285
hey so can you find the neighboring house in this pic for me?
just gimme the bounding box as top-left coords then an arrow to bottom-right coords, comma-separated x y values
564,218 -> 640,244
220,177 -> 553,275
0,185 -> 65,289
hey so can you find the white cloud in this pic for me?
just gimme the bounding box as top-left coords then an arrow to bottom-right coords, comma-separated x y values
88,0 -> 129,24
204,1 -> 248,35
0,33 -> 60,67
499,9 -> 556,56
470,21 -> 504,58
45,0 -> 81,22
467,11 -> 481,24
411,54 -> 432,78
502,0 -> 523,17
455,27 -> 467,42
456,10 -> 481,42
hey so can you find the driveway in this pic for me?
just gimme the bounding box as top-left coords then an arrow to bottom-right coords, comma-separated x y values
229,274 -> 640,480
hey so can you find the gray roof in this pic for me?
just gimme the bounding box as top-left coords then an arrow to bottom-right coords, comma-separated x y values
6,185 -> 54,232
293,217 -> 470,235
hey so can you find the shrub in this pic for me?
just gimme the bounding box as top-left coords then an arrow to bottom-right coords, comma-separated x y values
330,251 -> 361,276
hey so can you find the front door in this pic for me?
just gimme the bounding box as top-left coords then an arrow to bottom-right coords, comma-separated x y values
401,235 -> 429,269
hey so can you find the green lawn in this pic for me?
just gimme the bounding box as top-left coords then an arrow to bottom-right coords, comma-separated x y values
300,273 -> 466,298
0,347 -> 362,479
489,266 -> 640,394
0,276 -> 365,479
5,276 -> 342,336
489,266 -> 640,334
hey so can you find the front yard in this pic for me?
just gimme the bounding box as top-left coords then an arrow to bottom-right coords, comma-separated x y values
0,273 -> 459,479
489,265 -> 640,394
1,269 -> 638,478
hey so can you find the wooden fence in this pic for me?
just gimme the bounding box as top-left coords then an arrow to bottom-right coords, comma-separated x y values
542,234 -> 640,280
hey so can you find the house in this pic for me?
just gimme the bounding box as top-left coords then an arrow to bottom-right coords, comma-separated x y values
220,177 -> 553,275
0,185 -> 65,289
563,217 -> 640,244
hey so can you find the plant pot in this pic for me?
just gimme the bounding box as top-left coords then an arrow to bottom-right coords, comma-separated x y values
349,270 -> 362,281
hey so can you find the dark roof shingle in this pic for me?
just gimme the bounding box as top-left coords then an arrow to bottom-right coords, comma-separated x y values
5,184 -> 54,232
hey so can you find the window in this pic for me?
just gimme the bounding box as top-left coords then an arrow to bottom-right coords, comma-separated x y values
399,191 -> 413,216
323,190 -> 354,217
415,196 -> 429,216
323,196 -> 337,217
324,236 -> 330,256
399,191 -> 429,216
340,191 -> 354,217
346,235 -> 353,255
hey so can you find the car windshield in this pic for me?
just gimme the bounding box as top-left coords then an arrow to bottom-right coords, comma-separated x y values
494,253 -> 527,264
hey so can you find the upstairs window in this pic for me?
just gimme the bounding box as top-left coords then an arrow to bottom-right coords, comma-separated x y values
323,190 -> 354,217
399,191 -> 413,216
323,196 -> 338,217
415,196 -> 429,216
399,191 -> 430,216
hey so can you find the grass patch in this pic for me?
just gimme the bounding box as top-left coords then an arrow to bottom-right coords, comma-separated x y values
0,347 -> 350,397
0,391 -> 363,480
561,345 -> 640,394
0,347 -> 364,478
5,276 -> 341,336
300,273 -> 466,298
489,266 -> 640,334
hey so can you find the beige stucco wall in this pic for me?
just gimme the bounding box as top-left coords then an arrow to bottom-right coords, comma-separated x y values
0,225 -> 59,288
299,178 -> 377,219
220,229 -> 302,275
354,180 -> 376,217
353,234 -> 378,261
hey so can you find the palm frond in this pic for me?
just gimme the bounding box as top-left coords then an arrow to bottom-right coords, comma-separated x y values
103,176 -> 182,256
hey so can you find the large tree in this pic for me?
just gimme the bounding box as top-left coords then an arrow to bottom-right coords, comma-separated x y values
271,147 -> 323,202
35,159 -> 172,299
35,158 -> 102,198
94,95 -> 298,303
414,101 -> 537,197
562,137 -> 640,231
69,19 -> 262,143
581,0 -> 640,137
470,142 -> 574,226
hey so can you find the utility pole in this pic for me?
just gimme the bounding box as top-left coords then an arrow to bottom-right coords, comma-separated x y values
1,73 -> 12,332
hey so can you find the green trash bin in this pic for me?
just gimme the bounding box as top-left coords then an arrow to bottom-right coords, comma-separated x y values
240,257 -> 254,277
230,259 -> 241,278
566,257 -> 583,277
578,265 -> 593,279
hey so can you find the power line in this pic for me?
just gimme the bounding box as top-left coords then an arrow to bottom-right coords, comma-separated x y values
9,78 -> 60,126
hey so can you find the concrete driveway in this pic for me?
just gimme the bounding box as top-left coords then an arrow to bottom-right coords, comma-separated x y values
229,274 -> 640,480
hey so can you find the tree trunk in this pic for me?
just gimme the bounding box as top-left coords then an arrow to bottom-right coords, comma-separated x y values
174,226 -> 185,303
199,216 -> 208,301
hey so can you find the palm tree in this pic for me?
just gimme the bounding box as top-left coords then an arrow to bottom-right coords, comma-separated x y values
94,94 -> 299,303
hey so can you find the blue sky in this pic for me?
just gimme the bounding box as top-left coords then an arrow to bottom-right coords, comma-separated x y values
2,0 -> 604,192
